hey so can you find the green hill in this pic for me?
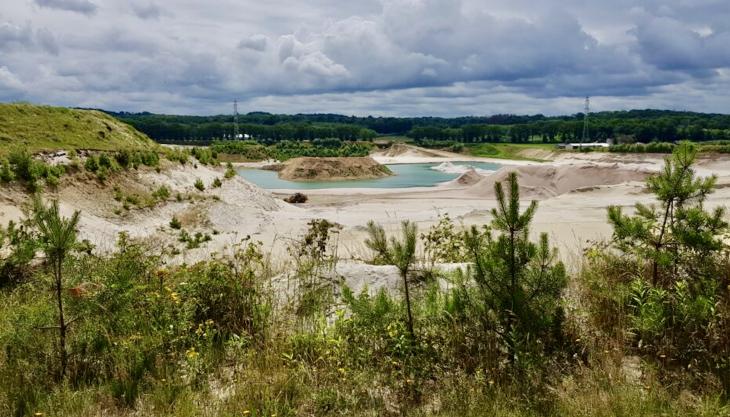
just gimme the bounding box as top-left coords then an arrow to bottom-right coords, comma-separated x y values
0,103 -> 158,155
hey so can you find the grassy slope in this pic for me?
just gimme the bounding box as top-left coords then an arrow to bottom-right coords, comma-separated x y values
0,103 -> 158,155
464,143 -> 558,161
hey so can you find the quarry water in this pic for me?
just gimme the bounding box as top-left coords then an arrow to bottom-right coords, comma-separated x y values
237,161 -> 503,189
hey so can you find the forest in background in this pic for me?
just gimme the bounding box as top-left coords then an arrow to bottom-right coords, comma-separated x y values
109,109 -> 730,144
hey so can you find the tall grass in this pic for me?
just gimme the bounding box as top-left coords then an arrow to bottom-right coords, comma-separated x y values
1,147 -> 729,416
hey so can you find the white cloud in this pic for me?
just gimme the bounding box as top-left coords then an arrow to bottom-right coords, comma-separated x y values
0,0 -> 727,115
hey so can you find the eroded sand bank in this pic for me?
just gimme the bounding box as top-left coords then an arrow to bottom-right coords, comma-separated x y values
2,147 -> 729,269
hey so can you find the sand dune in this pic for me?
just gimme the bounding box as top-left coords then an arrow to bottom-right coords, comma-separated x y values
450,168 -> 485,186
463,163 -> 652,198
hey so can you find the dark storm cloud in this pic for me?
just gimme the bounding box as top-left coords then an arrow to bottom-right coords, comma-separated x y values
1,0 -> 729,115
34,0 -> 97,15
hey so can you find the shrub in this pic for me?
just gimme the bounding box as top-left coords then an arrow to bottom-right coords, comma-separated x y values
212,178 -> 222,188
284,192 -> 308,204
191,147 -> 217,166
46,173 -> 59,189
194,179 -> 205,191
0,219 -> 39,287
178,230 -> 212,249
152,186 -> 170,200
224,162 -> 236,179
98,153 -> 115,170
421,213 -> 469,264
0,159 -> 14,182
7,148 -> 53,191
169,216 -> 182,230
84,155 -> 99,172
163,148 -> 189,165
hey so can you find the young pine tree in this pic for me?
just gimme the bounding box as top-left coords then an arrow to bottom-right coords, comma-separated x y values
608,142 -> 725,285
365,220 -> 418,339
32,197 -> 81,378
464,172 -> 566,363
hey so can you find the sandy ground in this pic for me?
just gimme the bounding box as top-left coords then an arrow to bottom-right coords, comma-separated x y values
2,146 -> 730,274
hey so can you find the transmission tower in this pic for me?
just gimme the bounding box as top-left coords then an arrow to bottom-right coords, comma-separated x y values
233,100 -> 239,140
582,96 -> 590,143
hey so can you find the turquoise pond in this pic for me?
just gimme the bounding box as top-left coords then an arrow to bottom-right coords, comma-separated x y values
237,162 -> 502,189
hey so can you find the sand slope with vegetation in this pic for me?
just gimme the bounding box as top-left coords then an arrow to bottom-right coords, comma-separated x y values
275,156 -> 393,181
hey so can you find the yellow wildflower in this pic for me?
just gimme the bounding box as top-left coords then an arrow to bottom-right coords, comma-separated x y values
186,347 -> 199,360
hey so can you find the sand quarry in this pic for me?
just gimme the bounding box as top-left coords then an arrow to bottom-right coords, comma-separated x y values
2,145 -> 730,274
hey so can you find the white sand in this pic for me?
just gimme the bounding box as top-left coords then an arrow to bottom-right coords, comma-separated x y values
2,147 -> 730,270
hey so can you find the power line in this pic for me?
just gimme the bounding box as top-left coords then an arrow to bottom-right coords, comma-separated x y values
233,99 -> 239,140
582,96 -> 590,143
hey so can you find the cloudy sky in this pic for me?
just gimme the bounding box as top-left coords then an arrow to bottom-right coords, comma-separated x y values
1,0 -> 729,116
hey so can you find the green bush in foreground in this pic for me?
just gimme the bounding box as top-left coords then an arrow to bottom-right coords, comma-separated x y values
0,145 -> 729,416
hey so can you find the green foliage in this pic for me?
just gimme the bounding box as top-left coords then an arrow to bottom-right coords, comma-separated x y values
0,158 -> 14,182
610,142 -> 675,153
190,147 -> 218,165
3,148 -> 66,191
0,219 -> 40,287
365,220 -> 418,339
31,196 -> 81,378
600,142 -> 730,391
465,143 -> 554,161
169,216 -> 182,229
7,147 -> 56,191
193,178 -> 205,191
0,103 -> 158,157
178,230 -> 211,249
224,162 -> 236,179
210,139 -> 373,161
421,213 -> 469,264
114,149 -> 160,168
212,177 -> 222,188
0,232 -> 274,415
608,143 -> 725,285
464,172 -> 567,364
162,147 -> 189,164
152,185 -> 170,200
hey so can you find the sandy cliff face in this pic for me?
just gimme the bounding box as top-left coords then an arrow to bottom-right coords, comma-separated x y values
276,157 -> 393,181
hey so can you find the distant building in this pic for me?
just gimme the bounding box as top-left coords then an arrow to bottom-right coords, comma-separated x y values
235,133 -> 251,140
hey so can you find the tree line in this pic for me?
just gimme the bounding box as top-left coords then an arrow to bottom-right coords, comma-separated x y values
110,109 -> 730,144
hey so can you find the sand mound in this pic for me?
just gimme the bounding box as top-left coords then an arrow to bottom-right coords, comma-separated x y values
465,163 -> 651,199
451,168 -> 485,186
278,157 -> 393,181
378,143 -> 443,158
